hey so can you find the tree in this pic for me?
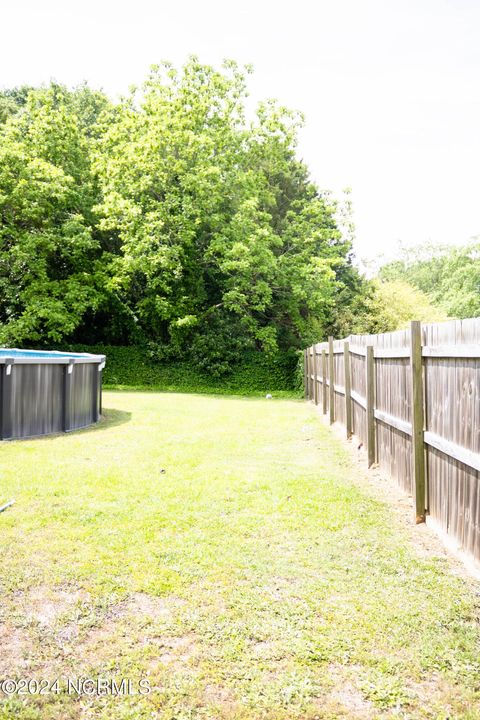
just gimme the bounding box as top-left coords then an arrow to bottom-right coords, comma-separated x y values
0,85 -> 35,124
379,241 -> 480,320
0,64 -> 367,368
94,58 -> 356,372
357,280 -> 448,333
0,85 -> 108,345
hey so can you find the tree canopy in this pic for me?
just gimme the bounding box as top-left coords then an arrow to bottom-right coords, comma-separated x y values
0,59 -> 366,372
379,242 -> 480,320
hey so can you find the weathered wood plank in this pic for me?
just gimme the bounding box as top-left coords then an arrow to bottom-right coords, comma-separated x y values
313,346 -> 318,406
424,431 -> 480,473
366,345 -> 375,467
349,345 -> 367,357
374,408 -> 412,436
374,348 -> 411,359
351,389 -> 367,410
328,336 -> 335,424
344,341 -> 352,439
304,316 -> 480,564
321,348 -> 327,414
423,345 -> 480,358
411,320 -> 426,523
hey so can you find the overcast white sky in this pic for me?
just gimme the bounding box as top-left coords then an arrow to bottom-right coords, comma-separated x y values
2,0 -> 479,264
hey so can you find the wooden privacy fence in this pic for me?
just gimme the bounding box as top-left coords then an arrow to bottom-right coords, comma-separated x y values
304,318 -> 480,565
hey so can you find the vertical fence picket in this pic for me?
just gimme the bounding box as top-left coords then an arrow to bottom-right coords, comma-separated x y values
321,348 -> 327,414
328,337 -> 335,424
411,321 -> 426,523
366,345 -> 375,467
344,341 -> 352,439
303,319 -> 480,560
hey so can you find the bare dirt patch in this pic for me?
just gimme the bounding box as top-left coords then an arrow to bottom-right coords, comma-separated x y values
250,639 -> 288,664
66,591 -> 188,671
154,634 -> 198,666
24,585 -> 90,628
202,682 -> 238,716
320,663 -> 375,718
402,672 -> 475,718
0,623 -> 31,675
126,591 -> 180,619
1,585 -> 189,680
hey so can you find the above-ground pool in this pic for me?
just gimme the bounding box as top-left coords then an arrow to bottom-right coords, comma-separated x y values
0,349 -> 106,440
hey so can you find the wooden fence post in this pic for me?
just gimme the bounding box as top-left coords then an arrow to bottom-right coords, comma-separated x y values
321,348 -> 327,414
328,336 -> 335,424
344,341 -> 352,439
313,346 -> 318,405
411,320 -> 426,523
366,345 -> 375,467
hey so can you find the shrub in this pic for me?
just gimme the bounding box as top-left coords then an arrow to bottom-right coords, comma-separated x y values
68,345 -> 299,396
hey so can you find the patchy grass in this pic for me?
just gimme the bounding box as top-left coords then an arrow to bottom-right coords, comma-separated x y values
0,391 -> 479,719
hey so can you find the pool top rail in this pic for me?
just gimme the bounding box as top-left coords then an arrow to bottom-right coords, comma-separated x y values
0,349 -> 106,366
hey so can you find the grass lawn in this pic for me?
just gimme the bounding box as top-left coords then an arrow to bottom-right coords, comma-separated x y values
1,391 -> 480,719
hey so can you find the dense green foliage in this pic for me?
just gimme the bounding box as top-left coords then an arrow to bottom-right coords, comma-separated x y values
73,345 -> 298,395
380,242 -> 480,319
0,86 -> 35,124
0,60 -> 365,376
338,278 -> 448,335
0,83 -> 109,344
2,61 -> 453,375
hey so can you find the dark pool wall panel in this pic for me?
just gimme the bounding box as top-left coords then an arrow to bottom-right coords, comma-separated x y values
70,363 -> 98,430
0,360 -> 103,440
98,370 -> 102,415
11,364 -> 64,438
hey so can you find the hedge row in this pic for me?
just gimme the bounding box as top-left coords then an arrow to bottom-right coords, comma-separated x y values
69,345 -> 300,396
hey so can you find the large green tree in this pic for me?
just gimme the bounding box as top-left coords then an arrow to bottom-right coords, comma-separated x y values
94,59 -> 356,372
0,62 -> 366,371
0,84 -> 108,344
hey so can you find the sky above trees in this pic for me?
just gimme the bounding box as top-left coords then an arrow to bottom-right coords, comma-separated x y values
2,0 -> 479,262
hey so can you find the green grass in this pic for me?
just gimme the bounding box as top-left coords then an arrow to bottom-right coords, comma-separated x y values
1,392 -> 480,719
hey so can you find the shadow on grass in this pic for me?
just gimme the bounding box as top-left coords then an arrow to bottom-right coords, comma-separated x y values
87,407 -> 132,433
3,408 -> 132,444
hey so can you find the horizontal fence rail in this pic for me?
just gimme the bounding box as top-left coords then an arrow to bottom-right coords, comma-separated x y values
304,318 -> 480,566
